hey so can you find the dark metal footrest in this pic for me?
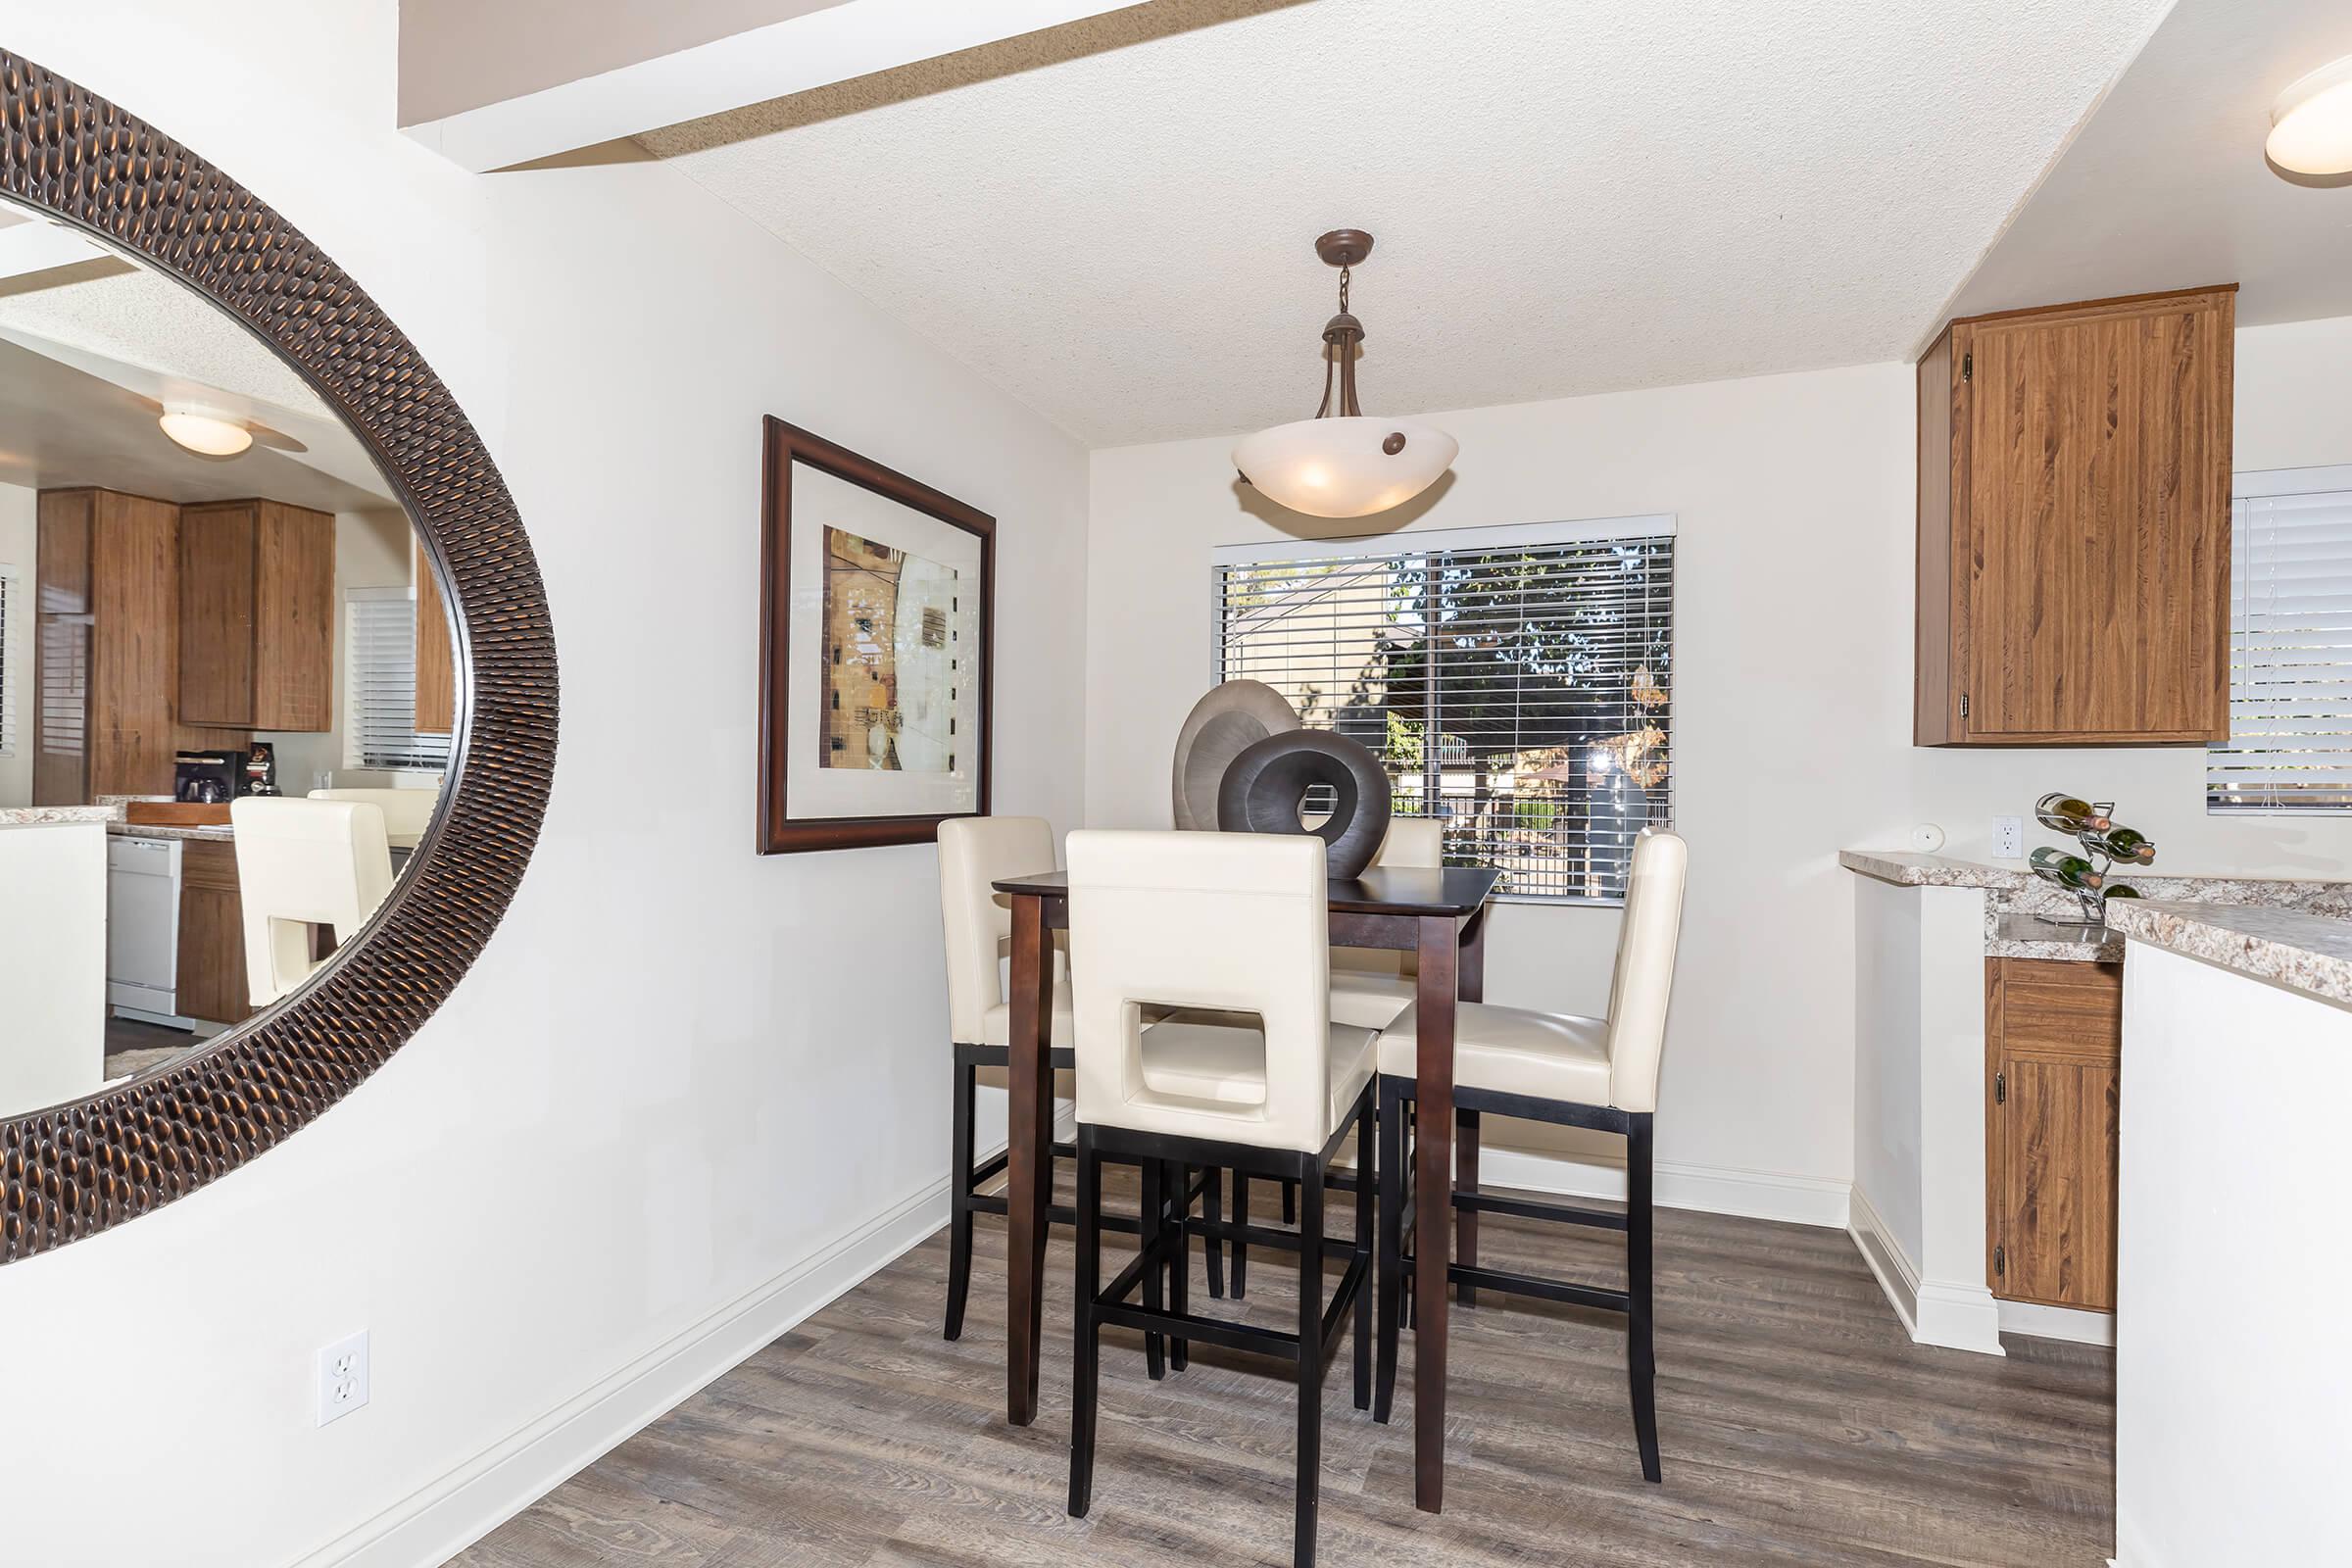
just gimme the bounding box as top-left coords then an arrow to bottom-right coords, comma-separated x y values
1451,1190 -> 1628,1231
1096,1301 -> 1301,1361
1408,1254 -> 1629,1316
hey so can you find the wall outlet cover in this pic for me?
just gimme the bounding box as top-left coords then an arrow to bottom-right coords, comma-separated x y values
317,1329 -> 369,1427
1991,815 -> 2024,859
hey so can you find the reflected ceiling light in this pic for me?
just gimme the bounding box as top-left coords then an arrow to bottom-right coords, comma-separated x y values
2268,55 -> 2352,174
1233,229 -> 1456,519
159,404 -> 253,457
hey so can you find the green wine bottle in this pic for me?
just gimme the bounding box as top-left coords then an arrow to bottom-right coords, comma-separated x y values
2102,884 -> 2141,902
2030,846 -> 2105,890
2093,824 -> 2156,865
2034,793 -> 2112,834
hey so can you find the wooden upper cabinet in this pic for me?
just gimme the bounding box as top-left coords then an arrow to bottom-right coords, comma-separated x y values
1916,285 -> 2235,746
178,499 -> 334,731
414,537 -> 455,735
33,487 -> 192,803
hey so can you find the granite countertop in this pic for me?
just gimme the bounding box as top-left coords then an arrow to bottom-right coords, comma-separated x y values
94,793 -> 235,840
2104,900 -> 2352,1008
1837,850 -> 2030,889
0,805 -> 115,829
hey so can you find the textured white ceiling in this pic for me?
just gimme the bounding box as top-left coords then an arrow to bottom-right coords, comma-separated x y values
643,0 -> 2175,445
1946,0 -> 2352,328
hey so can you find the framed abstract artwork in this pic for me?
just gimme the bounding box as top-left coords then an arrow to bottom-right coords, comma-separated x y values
758,417 -> 994,853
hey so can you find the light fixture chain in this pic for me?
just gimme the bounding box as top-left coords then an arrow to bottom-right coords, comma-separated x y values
1338,264 -> 1350,314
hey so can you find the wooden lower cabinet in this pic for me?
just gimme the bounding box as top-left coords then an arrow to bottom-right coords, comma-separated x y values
176,838 -> 254,1027
1984,956 -> 2122,1311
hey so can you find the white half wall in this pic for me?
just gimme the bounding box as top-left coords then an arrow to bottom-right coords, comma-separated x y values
2115,943 -> 2352,1567
0,6 -> 1087,1566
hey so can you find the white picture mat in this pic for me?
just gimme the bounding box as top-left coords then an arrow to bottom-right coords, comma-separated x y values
783,461 -> 982,819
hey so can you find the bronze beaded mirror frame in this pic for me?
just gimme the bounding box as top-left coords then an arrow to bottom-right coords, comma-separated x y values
0,52 -> 557,1261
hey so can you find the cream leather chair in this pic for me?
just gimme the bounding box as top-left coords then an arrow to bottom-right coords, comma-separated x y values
230,798 -> 395,1008
309,786 -> 441,851
1232,817 -> 1443,1298
935,815 -> 1219,1343
1372,828 -> 1686,1484
1064,829 -> 1375,1568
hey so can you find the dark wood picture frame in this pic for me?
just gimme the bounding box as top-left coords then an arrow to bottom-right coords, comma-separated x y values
0,52 -> 557,1262
758,416 -> 994,854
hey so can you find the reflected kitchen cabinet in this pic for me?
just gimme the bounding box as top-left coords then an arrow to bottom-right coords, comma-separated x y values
1916,286 -> 2234,746
414,538 -> 455,735
175,838 -> 255,1027
178,499 -> 334,731
32,486 -> 234,804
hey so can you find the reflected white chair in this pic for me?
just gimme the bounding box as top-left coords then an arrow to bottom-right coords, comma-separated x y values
308,786 -> 441,851
230,798 -> 395,1008
936,815 -> 1220,1343
1064,829 -> 1375,1568
1372,827 -> 1687,1482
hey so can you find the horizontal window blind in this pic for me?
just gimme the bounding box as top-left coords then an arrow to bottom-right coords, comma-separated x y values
347,590 -> 453,773
2211,482 -> 2352,812
1215,522 -> 1674,903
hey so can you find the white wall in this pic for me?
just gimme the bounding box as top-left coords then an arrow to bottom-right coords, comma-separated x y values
2115,944 -> 2352,1567
1087,313 -> 2352,1210
0,478 -> 33,806
1089,363 -> 1917,1213
0,6 -> 1087,1566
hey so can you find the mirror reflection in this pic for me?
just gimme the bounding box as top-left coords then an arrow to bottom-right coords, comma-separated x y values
0,196 -> 454,1116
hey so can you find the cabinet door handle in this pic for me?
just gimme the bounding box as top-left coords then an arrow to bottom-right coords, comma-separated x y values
1994,1070 -> 2005,1105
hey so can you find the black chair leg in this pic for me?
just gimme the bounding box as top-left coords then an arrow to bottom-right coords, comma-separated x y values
1068,1132 -> 1102,1517
1232,1172 -> 1251,1298
945,1057 -> 976,1342
1141,1157 -> 1166,1381
1374,1078 -> 1404,1424
1283,1177 -> 1298,1226
1352,1093 -> 1374,1412
1200,1165 -> 1225,1299
1293,1156 -> 1324,1568
1627,1112 -> 1661,1483
1456,1106 -> 1481,1307
1165,1160 -> 1189,1372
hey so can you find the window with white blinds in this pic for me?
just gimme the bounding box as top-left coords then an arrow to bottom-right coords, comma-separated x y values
2211,469 -> 2352,813
346,588 -> 452,772
1214,517 -> 1674,904
0,565 -> 17,758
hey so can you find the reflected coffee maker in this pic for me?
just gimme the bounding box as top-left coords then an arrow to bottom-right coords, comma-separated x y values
173,749 -> 242,804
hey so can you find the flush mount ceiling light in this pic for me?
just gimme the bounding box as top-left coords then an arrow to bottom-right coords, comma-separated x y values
158,403 -> 253,457
2268,55 -> 2352,174
1233,229 -> 1456,519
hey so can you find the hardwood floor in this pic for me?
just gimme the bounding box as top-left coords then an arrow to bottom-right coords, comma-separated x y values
453,1174 -> 2114,1567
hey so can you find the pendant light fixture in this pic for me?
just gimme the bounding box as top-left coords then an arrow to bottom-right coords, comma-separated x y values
1233,229 -> 1456,518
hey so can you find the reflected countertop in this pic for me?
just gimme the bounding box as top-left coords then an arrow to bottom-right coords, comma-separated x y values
0,806 -> 114,830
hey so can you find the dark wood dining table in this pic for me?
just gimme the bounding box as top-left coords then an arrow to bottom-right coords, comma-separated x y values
990,861 -> 1500,1514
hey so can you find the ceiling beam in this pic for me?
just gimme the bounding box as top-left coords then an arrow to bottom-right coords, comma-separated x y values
400,0 -> 1143,173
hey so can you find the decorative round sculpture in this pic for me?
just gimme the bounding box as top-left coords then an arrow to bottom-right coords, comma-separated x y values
1171,679 -> 1300,830
1216,729 -> 1394,879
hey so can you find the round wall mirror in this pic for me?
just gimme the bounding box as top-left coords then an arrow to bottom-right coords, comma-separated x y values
0,54 -> 556,1260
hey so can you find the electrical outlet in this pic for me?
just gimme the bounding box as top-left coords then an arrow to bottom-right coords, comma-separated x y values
1991,815 -> 2024,859
317,1330 -> 369,1427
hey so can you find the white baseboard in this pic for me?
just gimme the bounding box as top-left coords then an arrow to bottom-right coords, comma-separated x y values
292,1160 -> 974,1568
1997,1297 -> 2114,1348
1474,1145 -> 1851,1230
1847,1185 -> 2004,1357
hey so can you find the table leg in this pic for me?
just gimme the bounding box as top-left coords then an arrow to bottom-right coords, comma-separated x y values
1453,907 -> 1487,1303
1004,893 -> 1055,1426
1412,915 -> 1459,1512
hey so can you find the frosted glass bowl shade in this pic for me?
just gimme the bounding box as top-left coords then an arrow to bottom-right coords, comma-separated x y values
1234,416 -> 1457,518
2269,55 -> 2352,174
